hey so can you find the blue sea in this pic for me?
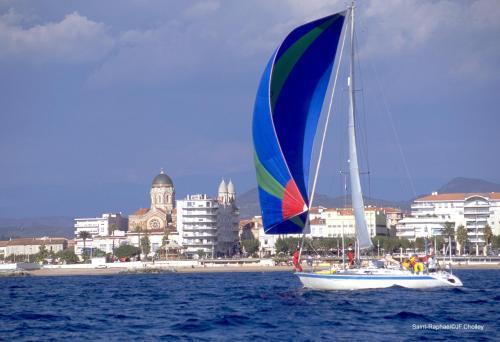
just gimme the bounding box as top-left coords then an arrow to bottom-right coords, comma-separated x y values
1,270 -> 498,341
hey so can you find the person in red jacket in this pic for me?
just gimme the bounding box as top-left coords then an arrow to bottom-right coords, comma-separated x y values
292,248 -> 303,272
347,243 -> 355,267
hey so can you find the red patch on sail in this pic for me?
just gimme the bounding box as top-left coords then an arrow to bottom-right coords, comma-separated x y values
282,180 -> 306,219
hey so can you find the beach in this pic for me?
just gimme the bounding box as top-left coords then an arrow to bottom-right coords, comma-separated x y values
15,262 -> 498,277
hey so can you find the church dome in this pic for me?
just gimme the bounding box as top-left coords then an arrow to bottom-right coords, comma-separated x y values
218,179 -> 227,193
227,180 -> 235,194
152,169 -> 173,188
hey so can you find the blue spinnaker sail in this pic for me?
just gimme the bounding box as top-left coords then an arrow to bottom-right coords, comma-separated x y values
252,12 -> 346,234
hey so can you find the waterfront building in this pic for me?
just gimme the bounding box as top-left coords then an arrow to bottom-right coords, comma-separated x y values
239,216 -> 261,241
255,206 -> 393,255
177,180 -> 239,258
396,192 -> 500,252
129,169 -> 176,231
74,231 -> 128,256
0,241 -> 7,259
126,227 -> 178,257
74,213 -> 127,238
0,237 -> 67,258
74,213 -> 127,257
318,207 -> 389,238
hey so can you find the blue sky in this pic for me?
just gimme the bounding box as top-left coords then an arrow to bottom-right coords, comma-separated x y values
1,0 -> 499,217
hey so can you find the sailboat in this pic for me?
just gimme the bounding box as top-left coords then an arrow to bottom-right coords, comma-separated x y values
252,3 -> 462,290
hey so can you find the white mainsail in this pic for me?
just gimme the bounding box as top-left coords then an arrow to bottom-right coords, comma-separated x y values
347,5 -> 373,250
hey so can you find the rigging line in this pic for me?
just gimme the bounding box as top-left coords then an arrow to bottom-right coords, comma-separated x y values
356,19 -> 417,198
308,10 -> 349,210
354,19 -> 372,201
370,62 -> 417,198
300,11 -> 349,261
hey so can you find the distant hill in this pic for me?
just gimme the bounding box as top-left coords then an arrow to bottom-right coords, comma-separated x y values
237,187 -> 409,219
0,217 -> 74,240
3,177 -> 498,237
438,177 -> 500,194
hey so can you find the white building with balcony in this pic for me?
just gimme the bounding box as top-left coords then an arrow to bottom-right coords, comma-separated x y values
74,213 -> 128,256
74,230 -> 128,256
177,180 -> 239,258
396,192 -> 500,249
74,213 -> 127,238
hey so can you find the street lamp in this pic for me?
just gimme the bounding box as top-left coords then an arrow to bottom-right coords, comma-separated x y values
377,240 -> 380,258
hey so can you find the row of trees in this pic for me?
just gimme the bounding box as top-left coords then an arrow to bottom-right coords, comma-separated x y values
240,227 -> 500,257
1,245 -> 80,264
442,222 -> 495,255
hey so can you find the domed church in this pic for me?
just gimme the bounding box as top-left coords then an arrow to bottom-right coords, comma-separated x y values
128,169 -> 176,231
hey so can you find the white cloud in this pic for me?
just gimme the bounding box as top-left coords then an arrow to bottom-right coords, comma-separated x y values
0,11 -> 115,63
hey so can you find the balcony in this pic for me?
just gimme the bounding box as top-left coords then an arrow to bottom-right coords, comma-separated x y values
181,226 -> 217,231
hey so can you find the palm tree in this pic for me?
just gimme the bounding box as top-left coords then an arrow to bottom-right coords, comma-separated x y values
441,222 -> 455,255
443,222 -> 455,238
162,231 -> 170,260
110,224 -> 118,260
484,224 -> 493,245
78,231 -> 92,261
484,224 -> 493,255
136,225 -> 142,260
456,225 -> 468,256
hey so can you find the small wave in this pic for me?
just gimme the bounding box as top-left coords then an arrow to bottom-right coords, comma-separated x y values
171,318 -> 213,332
463,299 -> 488,304
384,311 -> 431,321
16,313 -> 70,322
214,314 -> 250,326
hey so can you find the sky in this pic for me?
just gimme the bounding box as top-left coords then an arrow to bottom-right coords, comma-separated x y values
0,0 -> 499,218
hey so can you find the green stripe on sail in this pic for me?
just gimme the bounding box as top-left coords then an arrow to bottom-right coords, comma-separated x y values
271,16 -> 337,110
254,152 -> 285,199
290,215 -> 305,228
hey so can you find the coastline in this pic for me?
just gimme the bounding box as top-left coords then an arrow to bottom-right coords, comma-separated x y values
25,265 -> 295,276
8,263 -> 498,277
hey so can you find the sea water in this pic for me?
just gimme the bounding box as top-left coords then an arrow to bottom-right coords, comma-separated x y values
1,270 -> 498,341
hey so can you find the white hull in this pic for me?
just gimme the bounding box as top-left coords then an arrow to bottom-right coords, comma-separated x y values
297,269 -> 462,290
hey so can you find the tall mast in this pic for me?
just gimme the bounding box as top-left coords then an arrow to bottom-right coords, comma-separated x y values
347,3 -> 373,250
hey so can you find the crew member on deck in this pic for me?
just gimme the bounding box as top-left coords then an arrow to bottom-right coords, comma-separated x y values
347,243 -> 355,267
293,248 -> 303,272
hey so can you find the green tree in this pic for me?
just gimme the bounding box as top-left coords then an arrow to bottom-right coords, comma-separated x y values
93,249 -> 106,258
136,225 -> 143,255
141,235 -> 151,256
115,244 -> 141,259
35,245 -> 50,263
109,224 -> 119,259
456,225 -> 468,255
443,222 -> 455,238
414,237 -> 425,251
241,238 -> 260,256
197,249 -> 205,259
78,231 -> 92,260
484,224 -> 493,245
492,235 -> 500,249
275,237 -> 301,255
56,249 -> 79,264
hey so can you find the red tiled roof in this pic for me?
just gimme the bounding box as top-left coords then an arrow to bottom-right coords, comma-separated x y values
132,208 -> 149,215
0,241 -> 8,247
310,218 -> 325,225
416,192 -> 500,202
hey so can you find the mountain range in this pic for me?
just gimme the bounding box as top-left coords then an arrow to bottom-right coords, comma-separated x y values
1,177 -> 498,239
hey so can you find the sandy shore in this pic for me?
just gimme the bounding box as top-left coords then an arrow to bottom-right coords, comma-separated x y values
22,263 -> 500,276
27,265 -> 295,276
